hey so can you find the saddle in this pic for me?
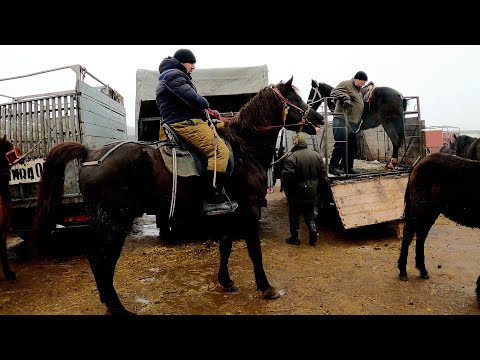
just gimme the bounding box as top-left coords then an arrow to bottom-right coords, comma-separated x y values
159,123 -> 234,177
363,81 -> 376,103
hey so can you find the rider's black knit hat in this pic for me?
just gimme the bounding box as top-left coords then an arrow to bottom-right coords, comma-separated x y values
173,49 -> 196,64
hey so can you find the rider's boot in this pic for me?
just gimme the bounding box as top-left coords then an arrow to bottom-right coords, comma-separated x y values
203,171 -> 238,216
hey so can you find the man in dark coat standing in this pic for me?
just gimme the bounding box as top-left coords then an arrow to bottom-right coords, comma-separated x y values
282,133 -> 325,246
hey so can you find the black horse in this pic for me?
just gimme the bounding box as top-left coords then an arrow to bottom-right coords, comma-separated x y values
398,152 -> 480,304
0,135 -> 23,280
32,77 -> 324,315
308,80 -> 408,169
454,134 -> 480,160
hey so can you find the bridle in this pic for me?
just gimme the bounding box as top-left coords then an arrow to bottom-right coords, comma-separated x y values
266,86 -> 313,130
5,145 -> 23,166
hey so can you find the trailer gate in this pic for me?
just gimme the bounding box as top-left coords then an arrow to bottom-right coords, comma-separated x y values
329,173 -> 408,229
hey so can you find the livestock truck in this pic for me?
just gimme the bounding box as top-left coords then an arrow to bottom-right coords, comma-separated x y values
1,64 -> 127,242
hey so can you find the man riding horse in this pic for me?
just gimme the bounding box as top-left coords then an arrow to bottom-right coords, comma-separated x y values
155,48 -> 238,216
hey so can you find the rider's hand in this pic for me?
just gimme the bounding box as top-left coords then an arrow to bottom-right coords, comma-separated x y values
207,108 -> 221,119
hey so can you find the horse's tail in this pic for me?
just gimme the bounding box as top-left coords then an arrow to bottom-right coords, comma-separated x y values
32,142 -> 88,251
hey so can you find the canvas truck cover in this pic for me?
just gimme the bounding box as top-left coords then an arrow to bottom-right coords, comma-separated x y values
135,64 -> 268,140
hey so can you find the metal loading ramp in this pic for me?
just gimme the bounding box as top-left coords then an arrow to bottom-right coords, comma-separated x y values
329,173 -> 409,229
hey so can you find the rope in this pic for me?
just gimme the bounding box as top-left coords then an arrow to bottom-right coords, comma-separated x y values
205,110 -> 219,187
13,122 -> 59,162
169,147 -> 178,219
270,142 -> 297,166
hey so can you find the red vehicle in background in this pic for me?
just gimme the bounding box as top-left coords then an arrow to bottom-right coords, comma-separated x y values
424,125 -> 460,155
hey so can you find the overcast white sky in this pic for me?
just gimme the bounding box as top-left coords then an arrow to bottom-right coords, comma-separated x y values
1,45 -> 479,131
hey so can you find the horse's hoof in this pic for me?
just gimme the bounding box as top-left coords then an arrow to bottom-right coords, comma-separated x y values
222,280 -> 239,292
262,287 -> 281,300
106,306 -> 137,316
399,275 -> 409,282
420,273 -> 430,280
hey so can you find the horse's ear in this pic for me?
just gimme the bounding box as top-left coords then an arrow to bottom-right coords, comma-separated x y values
311,79 -> 318,87
2,134 -> 5,142
453,134 -> 457,140
285,76 -> 293,89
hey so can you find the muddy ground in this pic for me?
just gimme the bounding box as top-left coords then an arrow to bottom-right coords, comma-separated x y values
1,182 -> 480,315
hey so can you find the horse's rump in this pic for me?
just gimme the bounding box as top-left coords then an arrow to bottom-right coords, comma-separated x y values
406,152 -> 480,228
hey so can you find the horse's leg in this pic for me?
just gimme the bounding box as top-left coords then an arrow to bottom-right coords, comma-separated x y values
381,120 -> 403,169
218,233 -> 238,292
87,232 -> 132,315
0,203 -> 15,280
0,231 -> 15,280
414,214 -> 438,280
244,214 -> 280,299
156,212 -> 173,242
86,208 -> 133,315
398,219 -> 415,281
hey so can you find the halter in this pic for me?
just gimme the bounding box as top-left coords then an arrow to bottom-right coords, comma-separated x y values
268,86 -> 312,130
5,145 -> 22,166
307,85 -> 324,108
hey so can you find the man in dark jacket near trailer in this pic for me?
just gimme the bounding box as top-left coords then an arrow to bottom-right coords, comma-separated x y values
282,133 -> 325,246
155,48 -> 238,216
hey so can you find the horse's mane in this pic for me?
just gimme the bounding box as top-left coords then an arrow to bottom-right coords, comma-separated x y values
317,81 -> 333,95
215,81 -> 300,173
230,83 -> 294,131
221,82 -> 298,150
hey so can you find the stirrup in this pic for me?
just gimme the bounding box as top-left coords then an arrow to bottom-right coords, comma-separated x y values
203,194 -> 239,216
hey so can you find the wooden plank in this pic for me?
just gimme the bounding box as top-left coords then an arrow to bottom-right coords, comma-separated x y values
330,174 -> 409,229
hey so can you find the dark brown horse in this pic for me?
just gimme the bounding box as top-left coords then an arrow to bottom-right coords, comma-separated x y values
454,134 -> 480,160
398,152 -> 480,304
0,135 -> 23,280
32,77 -> 324,315
308,79 -> 408,169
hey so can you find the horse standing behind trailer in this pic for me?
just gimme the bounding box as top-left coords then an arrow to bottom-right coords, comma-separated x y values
0,65 -> 127,242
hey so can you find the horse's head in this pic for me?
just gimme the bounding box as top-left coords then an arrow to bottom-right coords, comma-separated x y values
274,77 -> 324,133
307,79 -> 336,112
0,135 -> 24,166
454,134 -> 476,157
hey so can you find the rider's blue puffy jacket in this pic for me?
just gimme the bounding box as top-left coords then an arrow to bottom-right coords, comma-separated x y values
155,56 -> 209,125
